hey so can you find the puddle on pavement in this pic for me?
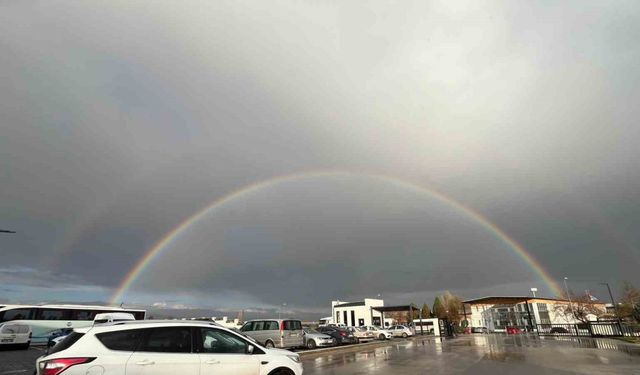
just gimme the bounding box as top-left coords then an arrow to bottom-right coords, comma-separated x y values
483,351 -> 525,362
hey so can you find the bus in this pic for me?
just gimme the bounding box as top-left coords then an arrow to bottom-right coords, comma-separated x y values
0,304 -> 146,344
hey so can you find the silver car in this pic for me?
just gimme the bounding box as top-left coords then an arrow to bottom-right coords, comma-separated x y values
240,319 -> 304,349
303,327 -> 336,349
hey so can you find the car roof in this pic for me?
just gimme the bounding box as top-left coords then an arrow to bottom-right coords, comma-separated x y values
86,320 -> 224,333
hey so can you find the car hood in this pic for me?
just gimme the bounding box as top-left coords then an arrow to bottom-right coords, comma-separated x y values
266,348 -> 297,356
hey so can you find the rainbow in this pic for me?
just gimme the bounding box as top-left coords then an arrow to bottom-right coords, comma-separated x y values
110,171 -> 564,304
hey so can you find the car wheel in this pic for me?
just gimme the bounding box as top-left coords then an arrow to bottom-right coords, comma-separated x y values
269,369 -> 295,375
307,339 -> 316,349
402,332 -> 408,338
378,334 -> 385,340
264,340 -> 275,348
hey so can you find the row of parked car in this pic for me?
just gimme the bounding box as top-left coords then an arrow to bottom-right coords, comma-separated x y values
237,319 -> 415,350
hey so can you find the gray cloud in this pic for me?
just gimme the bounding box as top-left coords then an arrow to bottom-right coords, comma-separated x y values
2,1 -> 639,314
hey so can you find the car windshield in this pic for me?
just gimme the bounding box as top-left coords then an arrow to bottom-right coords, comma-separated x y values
304,328 -> 320,334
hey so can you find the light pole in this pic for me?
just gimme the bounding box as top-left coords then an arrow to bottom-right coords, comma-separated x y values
601,282 -> 622,326
564,277 -> 574,320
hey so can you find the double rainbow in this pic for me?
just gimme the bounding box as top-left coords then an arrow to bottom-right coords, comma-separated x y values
110,171 -> 563,304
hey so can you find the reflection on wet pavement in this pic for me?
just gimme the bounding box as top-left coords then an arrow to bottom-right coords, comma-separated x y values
302,334 -> 640,374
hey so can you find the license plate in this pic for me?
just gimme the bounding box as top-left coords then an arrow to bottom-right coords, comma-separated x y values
1,339 -> 13,343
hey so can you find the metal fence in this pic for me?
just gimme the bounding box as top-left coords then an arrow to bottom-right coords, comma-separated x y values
537,322 -> 640,337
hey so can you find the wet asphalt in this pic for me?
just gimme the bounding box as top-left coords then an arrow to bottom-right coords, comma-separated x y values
2,335 -> 639,374
300,334 -> 640,374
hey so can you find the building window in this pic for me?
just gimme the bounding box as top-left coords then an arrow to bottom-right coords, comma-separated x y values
351,310 -> 355,327
343,311 -> 348,326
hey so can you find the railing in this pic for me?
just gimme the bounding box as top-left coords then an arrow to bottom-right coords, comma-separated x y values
537,322 -> 640,337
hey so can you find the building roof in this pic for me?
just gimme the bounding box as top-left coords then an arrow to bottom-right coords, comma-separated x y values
462,296 -> 570,305
372,304 -> 419,312
334,301 -> 366,308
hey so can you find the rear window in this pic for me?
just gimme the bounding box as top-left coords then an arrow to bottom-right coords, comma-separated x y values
284,320 -> 302,330
49,332 -> 84,355
96,329 -> 143,351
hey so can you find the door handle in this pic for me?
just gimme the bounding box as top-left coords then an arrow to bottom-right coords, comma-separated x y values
205,360 -> 221,365
135,360 -> 155,366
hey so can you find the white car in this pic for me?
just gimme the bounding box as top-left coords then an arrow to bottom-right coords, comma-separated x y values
0,322 -> 32,349
387,325 -> 414,338
361,326 -> 393,340
36,321 -> 303,375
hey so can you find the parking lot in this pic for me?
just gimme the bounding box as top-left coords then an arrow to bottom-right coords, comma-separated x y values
0,345 -> 44,374
3,335 -> 640,374
301,335 -> 640,374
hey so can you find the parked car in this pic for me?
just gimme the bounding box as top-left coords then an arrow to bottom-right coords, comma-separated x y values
549,327 -> 570,334
506,326 -> 523,334
360,325 -> 393,340
387,325 -> 414,338
316,326 -> 358,345
471,327 -> 489,334
303,327 -> 336,349
0,322 -> 31,349
35,321 -> 303,375
47,328 -> 74,349
347,327 -> 375,343
240,319 -> 304,349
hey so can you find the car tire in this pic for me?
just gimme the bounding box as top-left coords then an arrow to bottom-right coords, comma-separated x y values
22,341 -> 30,350
264,340 -> 275,348
402,333 -> 408,338
307,339 -> 316,349
378,334 -> 385,340
269,369 -> 294,375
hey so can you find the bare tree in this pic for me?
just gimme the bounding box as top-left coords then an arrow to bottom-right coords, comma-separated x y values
619,281 -> 640,323
553,291 -> 605,324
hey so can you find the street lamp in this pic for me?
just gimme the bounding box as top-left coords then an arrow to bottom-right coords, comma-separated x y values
600,282 -> 622,326
564,277 -> 574,320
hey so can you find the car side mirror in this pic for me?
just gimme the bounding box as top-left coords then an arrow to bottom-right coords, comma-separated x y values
246,344 -> 254,354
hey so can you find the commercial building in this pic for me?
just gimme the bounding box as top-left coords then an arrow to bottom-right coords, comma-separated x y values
331,298 -> 385,327
462,296 -> 607,332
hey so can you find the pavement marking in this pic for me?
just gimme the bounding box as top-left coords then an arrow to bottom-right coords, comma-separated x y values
0,370 -> 28,374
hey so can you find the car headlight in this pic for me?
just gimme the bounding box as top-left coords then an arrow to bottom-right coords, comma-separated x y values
287,355 -> 301,363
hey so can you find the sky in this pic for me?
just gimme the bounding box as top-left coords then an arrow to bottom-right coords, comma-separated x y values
1,0 -> 639,319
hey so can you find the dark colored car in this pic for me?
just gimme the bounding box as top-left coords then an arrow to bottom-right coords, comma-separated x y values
316,326 -> 358,345
472,327 -> 489,334
550,327 -> 569,334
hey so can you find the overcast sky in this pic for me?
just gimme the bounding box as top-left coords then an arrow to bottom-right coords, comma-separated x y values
1,0 -> 639,318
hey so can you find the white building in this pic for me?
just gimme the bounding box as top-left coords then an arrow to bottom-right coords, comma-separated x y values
462,296 -> 606,332
331,298 -> 385,327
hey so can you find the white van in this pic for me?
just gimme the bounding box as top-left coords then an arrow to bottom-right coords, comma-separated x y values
93,312 -> 136,325
0,322 -> 32,349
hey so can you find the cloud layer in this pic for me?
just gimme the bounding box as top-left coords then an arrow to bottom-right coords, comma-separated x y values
2,1 -> 639,314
